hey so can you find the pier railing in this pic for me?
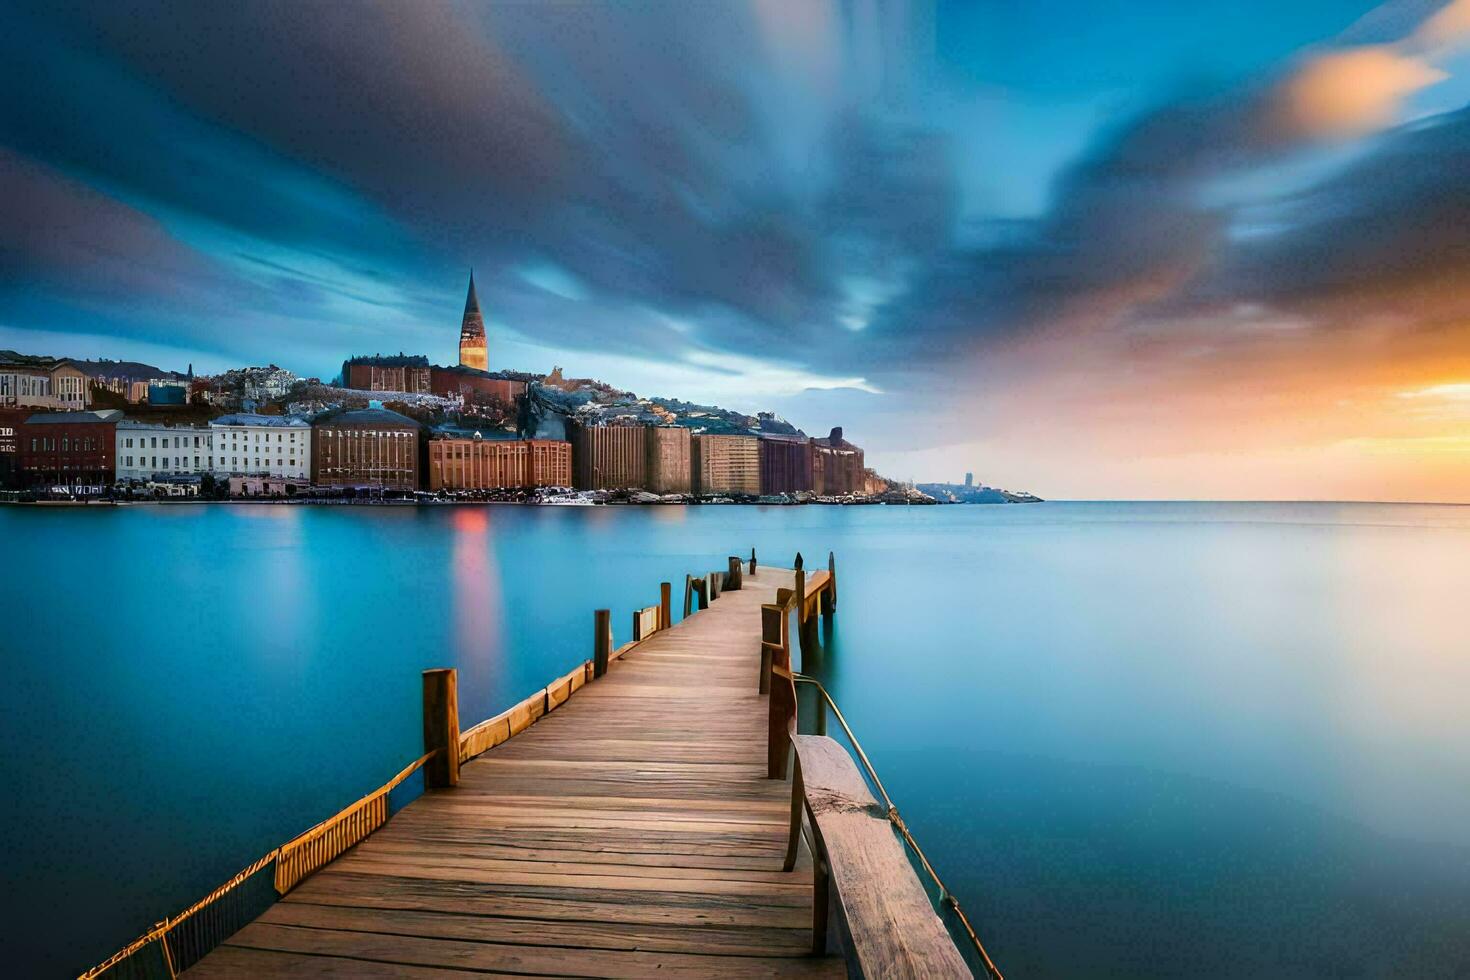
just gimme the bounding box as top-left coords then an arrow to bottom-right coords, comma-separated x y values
760,553 -> 1005,980
77,552 -> 745,980
791,673 -> 1005,980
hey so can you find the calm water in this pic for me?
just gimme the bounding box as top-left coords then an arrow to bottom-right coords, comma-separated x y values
3,501 -> 1469,977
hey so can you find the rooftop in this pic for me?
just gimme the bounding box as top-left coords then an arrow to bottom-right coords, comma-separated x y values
316,406 -> 419,428
24,410 -> 124,424
117,419 -> 211,430
211,413 -> 311,428
344,353 -> 431,368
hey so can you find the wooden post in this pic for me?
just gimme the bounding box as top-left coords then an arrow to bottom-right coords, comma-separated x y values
828,551 -> 837,610
593,609 -> 611,678
693,577 -> 708,610
659,581 -> 671,630
820,552 -> 835,622
422,668 -> 460,789
727,556 -> 743,590
683,574 -> 693,618
750,547 -> 757,574
795,551 -> 804,571
764,603 -> 796,779
759,603 -> 783,694
794,567 -> 817,661
709,571 -> 723,600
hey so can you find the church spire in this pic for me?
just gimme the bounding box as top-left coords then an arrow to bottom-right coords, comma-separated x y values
458,269 -> 487,371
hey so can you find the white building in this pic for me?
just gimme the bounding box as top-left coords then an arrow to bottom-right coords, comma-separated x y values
209,413 -> 311,478
116,421 -> 214,483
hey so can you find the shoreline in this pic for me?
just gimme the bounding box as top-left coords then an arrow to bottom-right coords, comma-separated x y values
0,494 -> 1040,508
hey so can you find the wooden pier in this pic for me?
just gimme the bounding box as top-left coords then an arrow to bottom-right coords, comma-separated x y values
87,550 -> 990,980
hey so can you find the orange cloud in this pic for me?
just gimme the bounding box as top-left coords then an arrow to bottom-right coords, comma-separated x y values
1278,46 -> 1445,138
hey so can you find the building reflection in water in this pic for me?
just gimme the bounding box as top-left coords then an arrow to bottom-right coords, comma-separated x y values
450,508 -> 505,718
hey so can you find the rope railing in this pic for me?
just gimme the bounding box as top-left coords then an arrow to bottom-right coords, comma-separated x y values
792,672 -> 1006,980
77,749 -> 437,980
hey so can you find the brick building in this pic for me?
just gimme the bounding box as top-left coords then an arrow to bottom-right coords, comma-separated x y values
311,406 -> 421,490
813,427 -> 865,495
341,354 -> 526,406
342,355 -> 432,394
429,365 -> 526,405
645,425 -> 692,494
0,407 -> 28,487
692,434 -> 762,496
572,422 -> 648,490
17,410 -> 123,488
428,436 -> 572,490
759,434 -> 815,495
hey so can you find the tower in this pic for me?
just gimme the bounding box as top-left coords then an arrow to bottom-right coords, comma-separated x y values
459,271 -> 488,371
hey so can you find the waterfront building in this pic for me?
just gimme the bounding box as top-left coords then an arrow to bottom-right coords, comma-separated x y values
209,414 -> 311,479
813,427 -> 865,495
0,407 -> 28,487
311,406 -> 421,490
116,421 -> 214,484
17,409 -> 123,488
459,272 -> 488,372
759,434 -> 815,495
692,434 -> 761,496
228,474 -> 310,497
645,425 -> 692,494
571,422 -> 647,490
428,435 -> 572,490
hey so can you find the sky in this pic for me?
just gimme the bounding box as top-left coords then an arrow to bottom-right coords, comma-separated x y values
3,1 -> 1470,501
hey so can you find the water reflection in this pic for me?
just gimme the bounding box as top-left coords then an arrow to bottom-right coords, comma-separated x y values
450,507 -> 504,711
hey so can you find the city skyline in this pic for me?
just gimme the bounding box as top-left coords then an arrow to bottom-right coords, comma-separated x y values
5,2 -> 1470,499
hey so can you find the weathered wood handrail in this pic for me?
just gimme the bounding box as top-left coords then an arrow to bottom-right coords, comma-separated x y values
784,734 -> 972,977
784,673 -> 1006,980
763,600 -> 797,778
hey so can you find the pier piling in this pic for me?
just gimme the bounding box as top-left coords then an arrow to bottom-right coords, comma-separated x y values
592,609 -> 612,678
421,668 -> 460,789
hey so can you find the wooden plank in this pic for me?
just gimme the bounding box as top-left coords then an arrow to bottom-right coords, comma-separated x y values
260,902 -> 814,957
225,922 -> 846,978
791,734 -> 971,979
186,946 -> 510,978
